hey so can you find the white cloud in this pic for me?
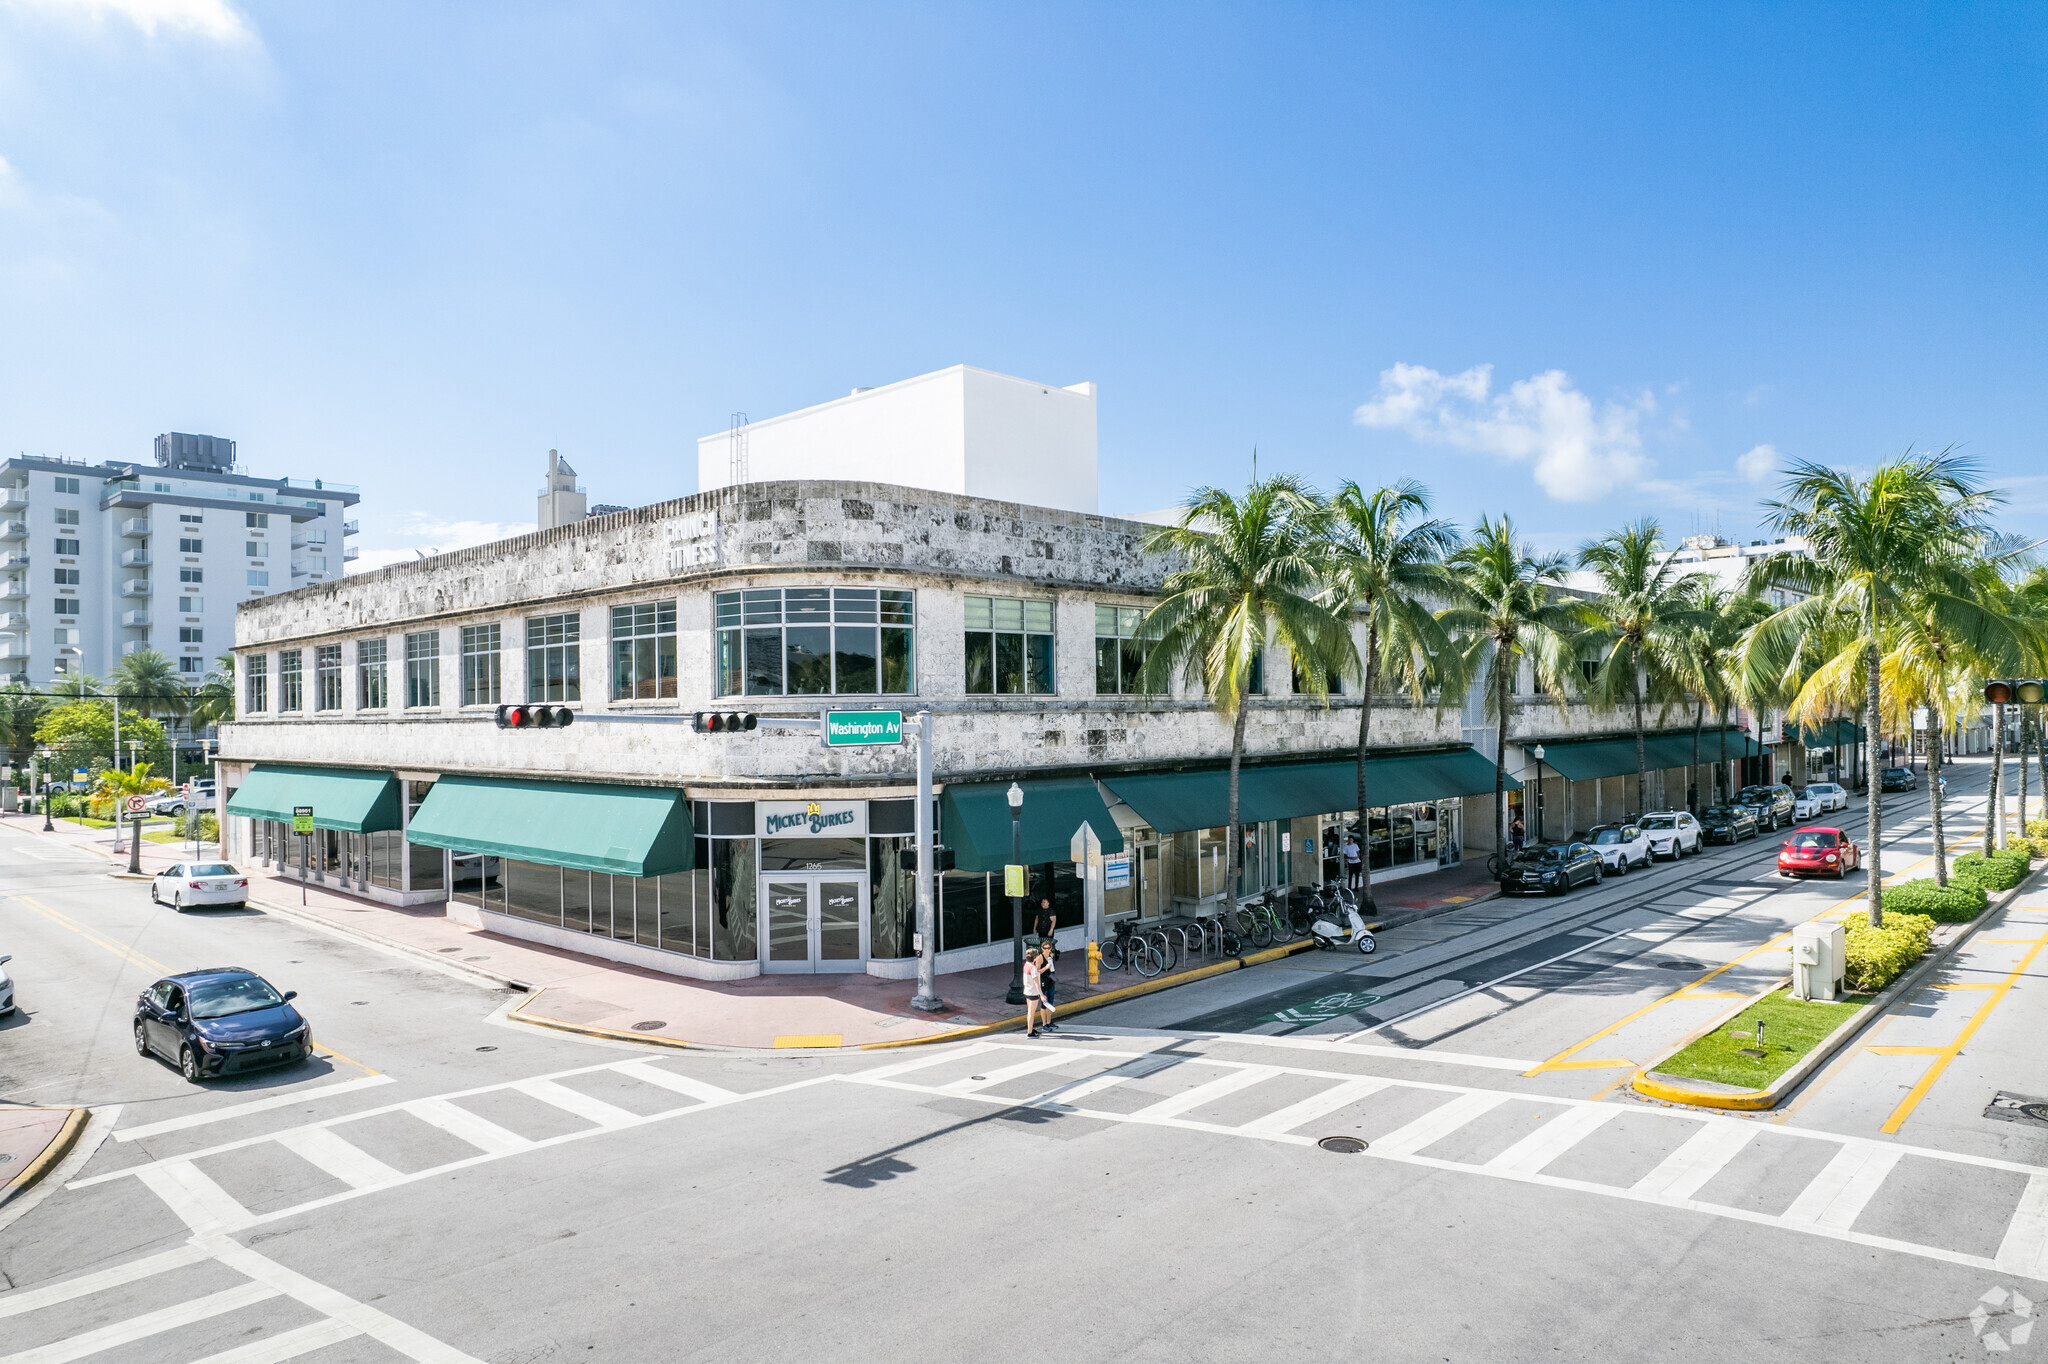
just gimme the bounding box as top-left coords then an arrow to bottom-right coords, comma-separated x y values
1353,363 -> 1652,502
7,0 -> 252,42
1735,443 -> 1780,483
347,516 -> 531,574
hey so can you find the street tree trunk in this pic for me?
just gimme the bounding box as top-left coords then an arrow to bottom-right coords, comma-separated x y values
1492,643 -> 1510,880
2020,713 -> 2032,836
1864,605 -> 1884,929
1354,622 -> 1380,909
1225,692 -> 1249,914
1928,696 -> 1947,887
1631,661 -> 1649,820
1986,704 -> 2003,856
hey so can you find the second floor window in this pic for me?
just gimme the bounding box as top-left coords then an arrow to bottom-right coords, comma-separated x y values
612,602 -> 677,700
405,631 -> 440,708
315,644 -> 342,711
964,595 -> 1055,695
54,508 -> 78,526
179,626 -> 204,644
359,638 -> 388,709
280,650 -> 304,711
715,586 -> 913,697
527,613 -> 580,702
461,623 -> 502,706
246,655 -> 267,712
1094,605 -> 1152,695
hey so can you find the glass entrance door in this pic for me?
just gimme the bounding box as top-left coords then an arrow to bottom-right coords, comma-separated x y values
761,876 -> 868,973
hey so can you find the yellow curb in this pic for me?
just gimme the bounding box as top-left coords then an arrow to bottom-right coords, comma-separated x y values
505,989 -> 693,1050
1,1107 -> 89,1200
1629,1067 -> 1776,1111
857,938 -> 1319,1050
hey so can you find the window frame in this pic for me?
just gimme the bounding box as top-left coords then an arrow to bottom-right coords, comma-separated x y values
610,601 -> 679,701
279,649 -> 304,712
53,537 -> 79,556
404,631 -> 441,709
460,623 -> 503,707
314,644 -> 342,711
246,655 -> 268,712
713,586 -> 914,698
963,593 -> 1056,695
1094,604 -> 1156,695
358,638 -> 388,710
526,613 -> 581,703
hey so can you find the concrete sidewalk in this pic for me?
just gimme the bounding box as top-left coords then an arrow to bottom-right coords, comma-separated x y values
0,1105 -> 87,1206
0,809 -> 1502,1050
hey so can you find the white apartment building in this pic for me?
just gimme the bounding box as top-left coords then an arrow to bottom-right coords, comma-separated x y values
0,434 -> 360,703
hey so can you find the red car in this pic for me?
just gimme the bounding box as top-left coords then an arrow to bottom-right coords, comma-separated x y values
1778,826 -> 1862,879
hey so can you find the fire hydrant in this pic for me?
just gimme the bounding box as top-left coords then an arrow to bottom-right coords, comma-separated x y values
1087,939 -> 1101,985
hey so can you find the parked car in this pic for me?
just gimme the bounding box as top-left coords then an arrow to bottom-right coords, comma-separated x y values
1804,782 -> 1849,813
150,862 -> 250,912
1778,826 -> 1863,879
1792,788 -> 1828,820
1699,805 -> 1760,845
145,789 -> 215,816
134,969 -> 310,1081
1586,824 -> 1653,874
1637,811 -> 1703,859
0,953 -> 13,1017
1735,784 -> 1796,832
1500,842 -> 1605,896
1880,767 -> 1918,792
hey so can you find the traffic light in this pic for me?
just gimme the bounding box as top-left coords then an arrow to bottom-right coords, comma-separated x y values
1984,680 -> 2048,705
692,711 -> 759,734
495,704 -> 575,729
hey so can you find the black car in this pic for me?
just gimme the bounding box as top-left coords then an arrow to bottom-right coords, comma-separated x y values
1698,805 -> 1760,844
1734,784 -> 1795,832
134,968 -> 311,1082
1880,767 -> 1918,792
1501,842 -> 1604,896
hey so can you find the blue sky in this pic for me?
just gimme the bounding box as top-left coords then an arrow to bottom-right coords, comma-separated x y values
2,1 -> 2043,568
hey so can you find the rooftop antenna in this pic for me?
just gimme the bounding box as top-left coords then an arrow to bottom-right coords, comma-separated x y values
728,412 -> 749,486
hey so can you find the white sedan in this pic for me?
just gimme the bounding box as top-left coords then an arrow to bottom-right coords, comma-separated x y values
151,863 -> 250,912
1637,811 -> 1703,859
0,953 -> 13,1017
1804,782 -> 1849,813
1587,824 -> 1654,873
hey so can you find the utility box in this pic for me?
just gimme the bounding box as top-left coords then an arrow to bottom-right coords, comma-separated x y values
1789,921 -> 1847,1002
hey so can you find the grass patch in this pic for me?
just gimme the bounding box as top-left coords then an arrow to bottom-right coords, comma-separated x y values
1653,990 -> 1870,1090
142,829 -> 218,846
62,816 -> 116,830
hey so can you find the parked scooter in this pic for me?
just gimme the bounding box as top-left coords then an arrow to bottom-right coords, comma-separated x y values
1308,883 -> 1376,955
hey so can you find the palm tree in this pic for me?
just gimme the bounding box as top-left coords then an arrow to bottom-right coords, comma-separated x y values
1439,515 -> 1580,872
1140,476 -> 1352,909
49,672 -> 104,699
1574,520 -> 1709,819
1673,586 -> 1774,812
189,653 -> 237,730
112,648 -> 191,722
0,681 -> 46,773
1321,480 -> 1461,908
1745,451 -> 2001,925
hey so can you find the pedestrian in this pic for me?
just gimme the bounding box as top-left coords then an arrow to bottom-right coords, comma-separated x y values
1037,939 -> 1059,1031
1022,944 -> 1046,1037
1510,816 -> 1526,851
1343,833 -> 1362,890
1032,896 -> 1056,943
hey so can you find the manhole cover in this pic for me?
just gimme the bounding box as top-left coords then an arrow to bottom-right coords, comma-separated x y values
969,1075 -> 987,1081
350,1001 -> 367,1006
0,1152 -> 14,1164
464,956 -> 488,962
1985,1092 -> 2048,1128
475,1045 -> 497,1052
437,947 -> 462,954
630,1020 -> 667,1032
1657,960 -> 1707,971
1318,1136 -> 1368,1154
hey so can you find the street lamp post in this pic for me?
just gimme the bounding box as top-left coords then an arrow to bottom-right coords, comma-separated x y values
38,747 -> 53,832
1531,744 -> 1547,844
1005,781 -> 1025,1007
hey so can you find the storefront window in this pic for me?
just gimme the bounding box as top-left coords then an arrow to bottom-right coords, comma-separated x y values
940,871 -> 991,951
964,595 -> 1055,695
707,837 -> 757,960
1094,606 -> 1151,695
714,586 -> 913,697
407,781 -> 442,890
869,837 -> 915,959
611,601 -> 678,700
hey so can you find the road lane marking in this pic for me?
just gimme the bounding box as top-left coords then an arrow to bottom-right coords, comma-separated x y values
115,1074 -> 396,1142
939,1051 -> 1075,1094
1998,1175 -> 2048,1282
512,1078 -> 640,1129
4,894 -> 165,974
1485,1104 -> 1620,1175
133,1160 -> 252,1234
1782,1142 -> 1904,1229
0,1245 -> 211,1319
1879,928 -> 2048,1134
274,1127 -> 403,1191
0,1282 -> 278,1364
856,1041 -> 1003,1082
1629,1122 -> 1756,1202
407,1099 -> 533,1156
185,1316 -> 362,1364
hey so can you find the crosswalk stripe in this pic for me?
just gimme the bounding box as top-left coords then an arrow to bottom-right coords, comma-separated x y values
184,1316 -> 362,1364
407,1099 -> 533,1156
0,1281 -> 277,1364
133,1161 -> 252,1234
1630,1122 -> 1756,1202
1237,1077 -> 1394,1136
856,1042 -> 1002,1082
274,1127 -> 403,1191
942,1052 -> 1080,1094
1996,1174 -> 2048,1280
1126,1066 -> 1282,1121
1368,1092 -> 1508,1157
513,1078 -> 640,1129
610,1060 -> 736,1104
115,1075 -> 395,1142
1782,1143 -> 1904,1229
201,1234 -> 487,1364
1015,1072 -> 1129,1109
0,1246 -> 211,1320
1485,1104 -> 1620,1176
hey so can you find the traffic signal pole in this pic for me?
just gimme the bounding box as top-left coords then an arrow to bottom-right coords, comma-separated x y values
910,710 -> 942,1012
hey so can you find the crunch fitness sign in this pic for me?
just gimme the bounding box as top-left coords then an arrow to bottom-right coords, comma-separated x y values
756,800 -> 869,838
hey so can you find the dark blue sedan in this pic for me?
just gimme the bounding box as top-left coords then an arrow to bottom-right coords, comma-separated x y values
134,968 -> 311,1082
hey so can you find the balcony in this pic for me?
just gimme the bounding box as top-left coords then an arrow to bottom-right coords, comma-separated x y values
291,563 -> 310,577
0,641 -> 29,661
342,520 -> 359,536
0,487 -> 25,513
121,578 -> 151,597
0,612 -> 25,631
0,552 -> 27,571
120,517 -> 151,538
0,581 -> 24,601
0,520 -> 26,541
121,609 -> 150,628
120,639 -> 146,657
342,546 -> 359,562
120,547 -> 149,567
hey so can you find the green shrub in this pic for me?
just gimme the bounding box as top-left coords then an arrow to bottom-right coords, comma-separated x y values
1882,878 -> 1987,922
1844,912 -> 1934,993
2028,818 -> 2048,840
1955,848 -> 2033,893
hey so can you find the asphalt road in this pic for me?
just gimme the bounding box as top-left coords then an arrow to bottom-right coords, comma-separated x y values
4,756 -> 2047,1363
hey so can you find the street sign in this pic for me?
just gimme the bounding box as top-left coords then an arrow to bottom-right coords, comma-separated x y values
1004,864 -> 1027,898
1104,853 -> 1133,891
293,805 -> 315,835
123,795 -> 149,815
821,710 -> 904,747
73,769 -> 88,785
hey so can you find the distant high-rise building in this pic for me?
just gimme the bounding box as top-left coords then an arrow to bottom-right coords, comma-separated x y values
537,451 -> 586,530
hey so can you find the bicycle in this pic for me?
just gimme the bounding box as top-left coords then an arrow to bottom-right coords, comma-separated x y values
1099,920 -> 1165,977
1196,911 -> 1243,957
1232,898 -> 1276,950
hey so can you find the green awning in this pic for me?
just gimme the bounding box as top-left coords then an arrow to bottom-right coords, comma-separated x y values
404,776 -> 694,878
226,765 -> 402,833
1533,728 -> 1759,783
939,777 -> 1124,873
1799,720 -> 1868,747
1099,747 -> 1514,835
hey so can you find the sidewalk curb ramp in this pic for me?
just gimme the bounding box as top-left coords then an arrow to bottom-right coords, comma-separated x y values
1630,858 -> 2043,1112
0,1107 -> 88,1207
858,937 -> 1319,1050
